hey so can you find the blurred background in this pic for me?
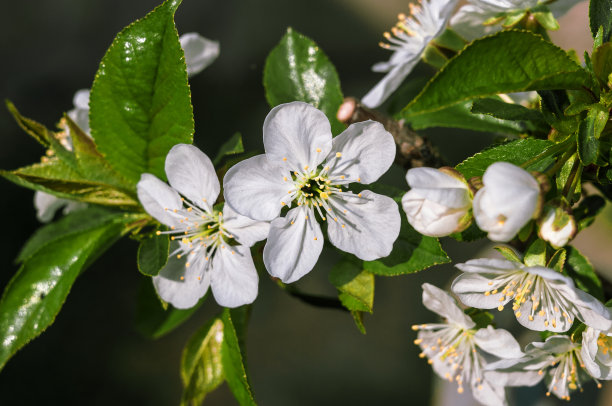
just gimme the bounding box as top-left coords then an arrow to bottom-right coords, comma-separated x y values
0,0 -> 610,405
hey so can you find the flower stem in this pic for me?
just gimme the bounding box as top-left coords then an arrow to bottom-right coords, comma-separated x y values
276,281 -> 347,311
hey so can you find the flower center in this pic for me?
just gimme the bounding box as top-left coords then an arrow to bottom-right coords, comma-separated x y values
597,333 -> 612,355
541,347 -> 596,400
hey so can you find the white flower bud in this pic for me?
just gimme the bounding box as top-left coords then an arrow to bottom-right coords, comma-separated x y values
473,162 -> 540,242
402,167 -> 472,237
538,207 -> 576,248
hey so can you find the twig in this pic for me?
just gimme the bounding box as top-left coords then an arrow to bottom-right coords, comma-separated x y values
337,97 -> 445,169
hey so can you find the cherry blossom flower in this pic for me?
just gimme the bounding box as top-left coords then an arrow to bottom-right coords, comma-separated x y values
452,258 -> 612,332
582,309 -> 612,380
402,167 -> 472,237
414,283 -> 524,405
223,101 -> 400,283
538,207 -> 576,249
362,0 -> 459,108
472,162 -> 541,242
137,144 -> 269,309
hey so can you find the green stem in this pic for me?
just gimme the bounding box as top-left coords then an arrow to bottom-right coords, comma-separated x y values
276,281 -> 347,312
562,158 -> 582,202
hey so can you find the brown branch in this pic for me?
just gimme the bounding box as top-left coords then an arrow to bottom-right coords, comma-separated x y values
337,97 -> 445,169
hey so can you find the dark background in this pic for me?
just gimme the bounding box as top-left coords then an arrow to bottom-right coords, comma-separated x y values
0,0 -> 603,405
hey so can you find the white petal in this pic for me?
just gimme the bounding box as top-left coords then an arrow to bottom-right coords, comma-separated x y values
179,32 -> 220,77
451,273 -> 510,308
450,4 -> 500,41
361,54 -> 421,108
325,121 -> 395,184
210,244 -> 258,308
455,258 -> 521,274
165,144 -> 219,209
34,191 -> 70,223
137,173 -> 183,227
471,380 -> 508,406
421,283 -> 475,329
581,327 -> 606,379
223,154 -> 293,221
221,203 -> 270,247
484,368 -> 544,388
72,89 -> 90,110
153,246 -> 211,309
407,167 -> 468,191
531,335 -> 576,354
263,101 -> 332,172
263,207 -> 323,283
326,190 -> 400,260
474,326 -> 524,359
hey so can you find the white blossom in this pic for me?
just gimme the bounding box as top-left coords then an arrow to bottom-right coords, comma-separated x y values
402,167 -> 472,237
451,0 -> 578,41
486,335 -> 598,401
34,33 -> 219,223
137,144 -> 269,309
452,258 -> 612,332
582,306 -> 612,380
362,0 -> 459,108
413,283 -> 524,405
223,101 -> 400,283
472,162 -> 541,242
538,207 -> 576,249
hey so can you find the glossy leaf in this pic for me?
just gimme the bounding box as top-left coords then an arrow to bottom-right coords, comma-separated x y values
221,308 -> 256,406
137,234 -> 169,276
590,0 -> 612,42
494,246 -> 522,263
548,248 -> 566,272
401,31 -> 589,118
181,318 -> 225,406
213,133 -> 244,166
471,98 -> 547,126
556,154 -> 581,202
263,27 -> 345,135
0,210 -> 127,371
565,246 -> 604,301
329,259 -> 374,313
89,0 -> 193,184
592,43 -> 612,85
135,280 -> 204,339
456,138 -> 554,179
524,239 -> 547,267
5,101 -> 51,147
578,104 -> 609,165
405,100 -> 525,134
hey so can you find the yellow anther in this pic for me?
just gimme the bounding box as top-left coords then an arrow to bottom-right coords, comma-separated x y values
187,207 -> 192,212
498,305 -> 504,311
283,157 -> 287,161
515,311 -> 522,318
291,221 -> 295,225
281,202 -> 286,206
316,148 -> 321,153
156,231 -> 161,235
185,262 -> 191,268
177,254 -> 182,259
336,152 -> 342,158
283,177 -> 287,181
314,237 -> 318,241
180,276 -> 184,281
342,224 -> 346,228
304,165 -> 309,170
357,178 -> 361,182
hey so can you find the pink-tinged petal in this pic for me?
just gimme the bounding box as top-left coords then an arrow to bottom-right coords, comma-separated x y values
326,190 -> 400,261
263,207 -> 323,283
165,144 -> 219,209
223,154 -> 293,222
263,101 -> 332,172
210,244 -> 258,308
137,173 -> 183,227
325,121 -> 395,184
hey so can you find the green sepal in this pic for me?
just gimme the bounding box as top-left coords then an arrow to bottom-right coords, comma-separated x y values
494,246 -> 522,263
432,28 -> 467,52
137,233 -> 169,276
422,44 -> 448,69
547,248 -> 566,272
530,5 -> 560,31
524,239 -> 548,267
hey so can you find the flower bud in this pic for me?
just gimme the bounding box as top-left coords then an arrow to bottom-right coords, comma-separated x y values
402,167 -> 472,237
538,207 -> 576,249
473,162 -> 540,242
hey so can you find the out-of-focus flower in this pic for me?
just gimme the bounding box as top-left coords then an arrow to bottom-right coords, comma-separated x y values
538,206 -> 576,248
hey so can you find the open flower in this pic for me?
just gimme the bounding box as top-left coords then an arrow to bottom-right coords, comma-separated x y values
486,335 -> 596,401
413,283 -> 523,405
450,0 -> 578,41
582,307 -> 612,380
473,162 -> 541,242
538,207 -> 576,249
402,167 -> 472,237
223,101 -> 400,283
33,33 -> 220,223
137,144 -> 269,309
452,258 -> 612,332
362,0 -> 459,108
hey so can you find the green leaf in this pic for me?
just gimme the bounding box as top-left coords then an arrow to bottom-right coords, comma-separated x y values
494,246 -> 522,263
405,100 -> 526,134
5,101 -> 51,147
221,308 -> 256,406
565,246 -> 604,300
135,280 -> 204,339
592,43 -> 612,86
456,138 -> 554,179
329,259 -> 374,313
213,133 -> 244,166
89,0 -> 193,184
547,248 -> 566,272
401,30 -> 589,119
181,318 -> 225,406
573,194 -> 606,231
471,98 -> 547,126
137,234 -> 169,276
590,0 -> 612,42
578,104 -> 609,165
263,27 -> 345,135
524,239 -> 548,266
17,206 -> 127,263
556,154 -> 581,201
364,216 -> 450,276
0,210 -> 127,371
